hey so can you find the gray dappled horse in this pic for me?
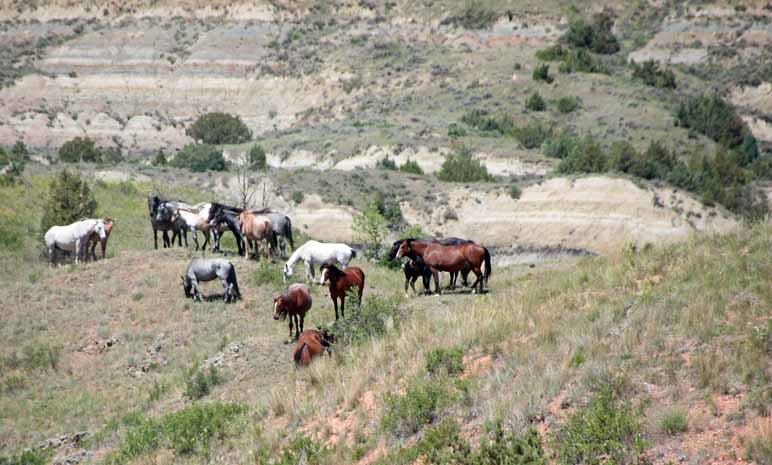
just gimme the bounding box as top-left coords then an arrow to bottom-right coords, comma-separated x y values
147,194 -> 188,249
181,258 -> 241,303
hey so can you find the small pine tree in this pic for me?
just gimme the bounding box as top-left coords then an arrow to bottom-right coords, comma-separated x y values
40,169 -> 98,234
187,112 -> 252,145
532,64 -> 554,83
249,144 -> 267,170
152,150 -> 167,166
399,159 -> 424,175
1,141 -> 30,184
352,200 -> 388,259
59,137 -> 102,163
525,92 -> 546,111
437,146 -> 493,182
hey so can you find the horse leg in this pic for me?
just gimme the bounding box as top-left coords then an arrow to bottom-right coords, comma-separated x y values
288,316 -> 294,340
462,269 -> 470,287
340,296 -> 345,319
48,245 -> 56,267
299,314 -> 304,338
192,229 -> 199,251
163,230 -> 170,248
75,239 -> 82,264
153,228 -> 158,250
202,230 -> 210,251
279,236 -> 286,259
100,239 -> 107,260
183,229 -> 188,247
404,273 -> 410,297
433,269 -> 442,295
470,267 -> 483,294
332,296 -> 339,321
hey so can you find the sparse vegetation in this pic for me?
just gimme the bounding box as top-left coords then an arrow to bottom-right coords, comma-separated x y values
185,366 -> 222,400
676,94 -> 755,158
291,190 -> 304,204
513,120 -> 552,149
437,146 -> 493,182
381,378 -> 458,436
563,11 -> 620,54
425,347 -> 464,376
399,159 -> 424,175
187,112 -> 252,145
659,408 -> 688,435
376,157 -> 398,171
0,141 -> 29,184
441,2 -> 498,30
248,144 -> 267,170
533,64 -> 554,83
326,294 -> 400,348
556,96 -> 581,113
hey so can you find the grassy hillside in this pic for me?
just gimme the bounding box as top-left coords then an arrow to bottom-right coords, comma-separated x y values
0,175 -> 770,464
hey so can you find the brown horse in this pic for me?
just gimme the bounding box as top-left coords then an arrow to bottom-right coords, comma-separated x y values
273,283 -> 312,340
85,219 -> 114,261
239,211 -> 276,261
396,239 -> 491,295
320,263 -> 364,320
292,329 -> 335,367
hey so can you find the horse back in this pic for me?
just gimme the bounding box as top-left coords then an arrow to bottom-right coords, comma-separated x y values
293,330 -> 325,366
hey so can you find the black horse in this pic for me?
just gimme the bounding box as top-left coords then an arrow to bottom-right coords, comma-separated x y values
208,203 -> 246,256
148,194 -> 188,249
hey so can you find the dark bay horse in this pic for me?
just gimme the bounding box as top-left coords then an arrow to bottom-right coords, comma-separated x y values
208,203 -> 245,256
320,263 -> 365,320
273,283 -> 313,340
293,329 -> 334,367
388,238 -> 472,292
396,239 -> 491,295
148,194 -> 188,249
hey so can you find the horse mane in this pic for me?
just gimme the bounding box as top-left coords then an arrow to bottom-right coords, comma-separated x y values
321,263 -> 343,277
250,207 -> 273,214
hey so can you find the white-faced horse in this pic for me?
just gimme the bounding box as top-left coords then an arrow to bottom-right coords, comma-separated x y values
283,240 -> 356,283
44,219 -> 107,265
172,207 -> 212,251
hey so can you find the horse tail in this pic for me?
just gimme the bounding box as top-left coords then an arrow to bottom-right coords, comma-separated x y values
294,342 -> 308,366
483,247 -> 492,286
285,216 -> 295,250
265,221 -> 277,251
228,264 -> 241,299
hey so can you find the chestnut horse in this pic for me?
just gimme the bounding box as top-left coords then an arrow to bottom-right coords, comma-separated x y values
320,264 -> 364,320
239,211 -> 276,261
396,239 -> 491,295
293,329 -> 335,367
85,218 -> 114,261
273,283 -> 312,340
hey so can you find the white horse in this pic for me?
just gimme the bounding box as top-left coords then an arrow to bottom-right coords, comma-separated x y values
172,207 -> 212,251
283,240 -> 356,283
44,219 -> 107,265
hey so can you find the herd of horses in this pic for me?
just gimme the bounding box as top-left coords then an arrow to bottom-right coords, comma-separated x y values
42,193 -> 492,367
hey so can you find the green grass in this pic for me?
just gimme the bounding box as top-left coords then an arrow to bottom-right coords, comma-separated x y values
659,408 -> 689,435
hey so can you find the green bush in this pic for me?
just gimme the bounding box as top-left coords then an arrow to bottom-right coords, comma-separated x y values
187,112 -> 252,145
510,184 -> 522,200
448,122 -> 467,138
532,64 -> 554,83
0,141 -> 29,184
171,144 -> 226,172
400,159 -> 424,175
291,191 -> 304,204
557,96 -> 581,114
676,95 -> 753,154
526,92 -> 547,112
109,402 -> 244,463
632,60 -> 676,89
381,380 -> 456,436
461,110 -> 513,135
554,386 -> 647,465
563,12 -> 620,54
535,44 -> 568,61
0,449 -> 49,465
442,2 -> 497,30
659,409 -> 688,435
556,135 -> 607,174
425,347 -> 464,376
744,428 -> 772,465
513,121 -> 552,149
376,157 -> 398,170
437,146 -> 493,182
185,366 -> 222,400
375,418 -> 546,465
352,200 -> 388,258
274,436 -> 332,465
249,144 -> 267,170
59,136 -> 102,163
558,49 -> 606,74
542,129 -> 580,159
152,150 -> 167,166
40,169 -> 98,235
327,294 -> 400,347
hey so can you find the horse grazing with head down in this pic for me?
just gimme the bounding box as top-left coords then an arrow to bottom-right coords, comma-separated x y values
239,210 -> 276,261
320,264 -> 365,320
85,218 -> 114,261
250,208 -> 295,259
45,219 -> 107,265
292,329 -> 334,367
273,283 -> 313,340
181,258 -> 241,303
396,239 -> 491,295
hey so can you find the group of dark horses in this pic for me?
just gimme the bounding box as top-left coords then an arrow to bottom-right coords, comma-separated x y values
148,195 -> 295,258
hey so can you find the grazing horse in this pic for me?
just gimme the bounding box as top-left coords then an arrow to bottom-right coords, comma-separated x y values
273,283 -> 313,340
283,240 -> 356,283
293,329 -> 334,367
45,219 -> 107,265
320,264 -> 364,320
238,211 -> 276,261
173,208 -> 212,251
396,239 -> 491,295
388,238 -> 472,292
85,218 -> 114,261
181,258 -> 241,303
251,208 -> 295,259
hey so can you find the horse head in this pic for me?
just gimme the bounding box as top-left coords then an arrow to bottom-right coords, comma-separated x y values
181,276 -> 193,298
155,203 -> 174,224
321,329 -> 335,348
282,263 -> 293,282
94,220 -> 107,240
395,240 -> 412,259
273,293 -> 288,320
